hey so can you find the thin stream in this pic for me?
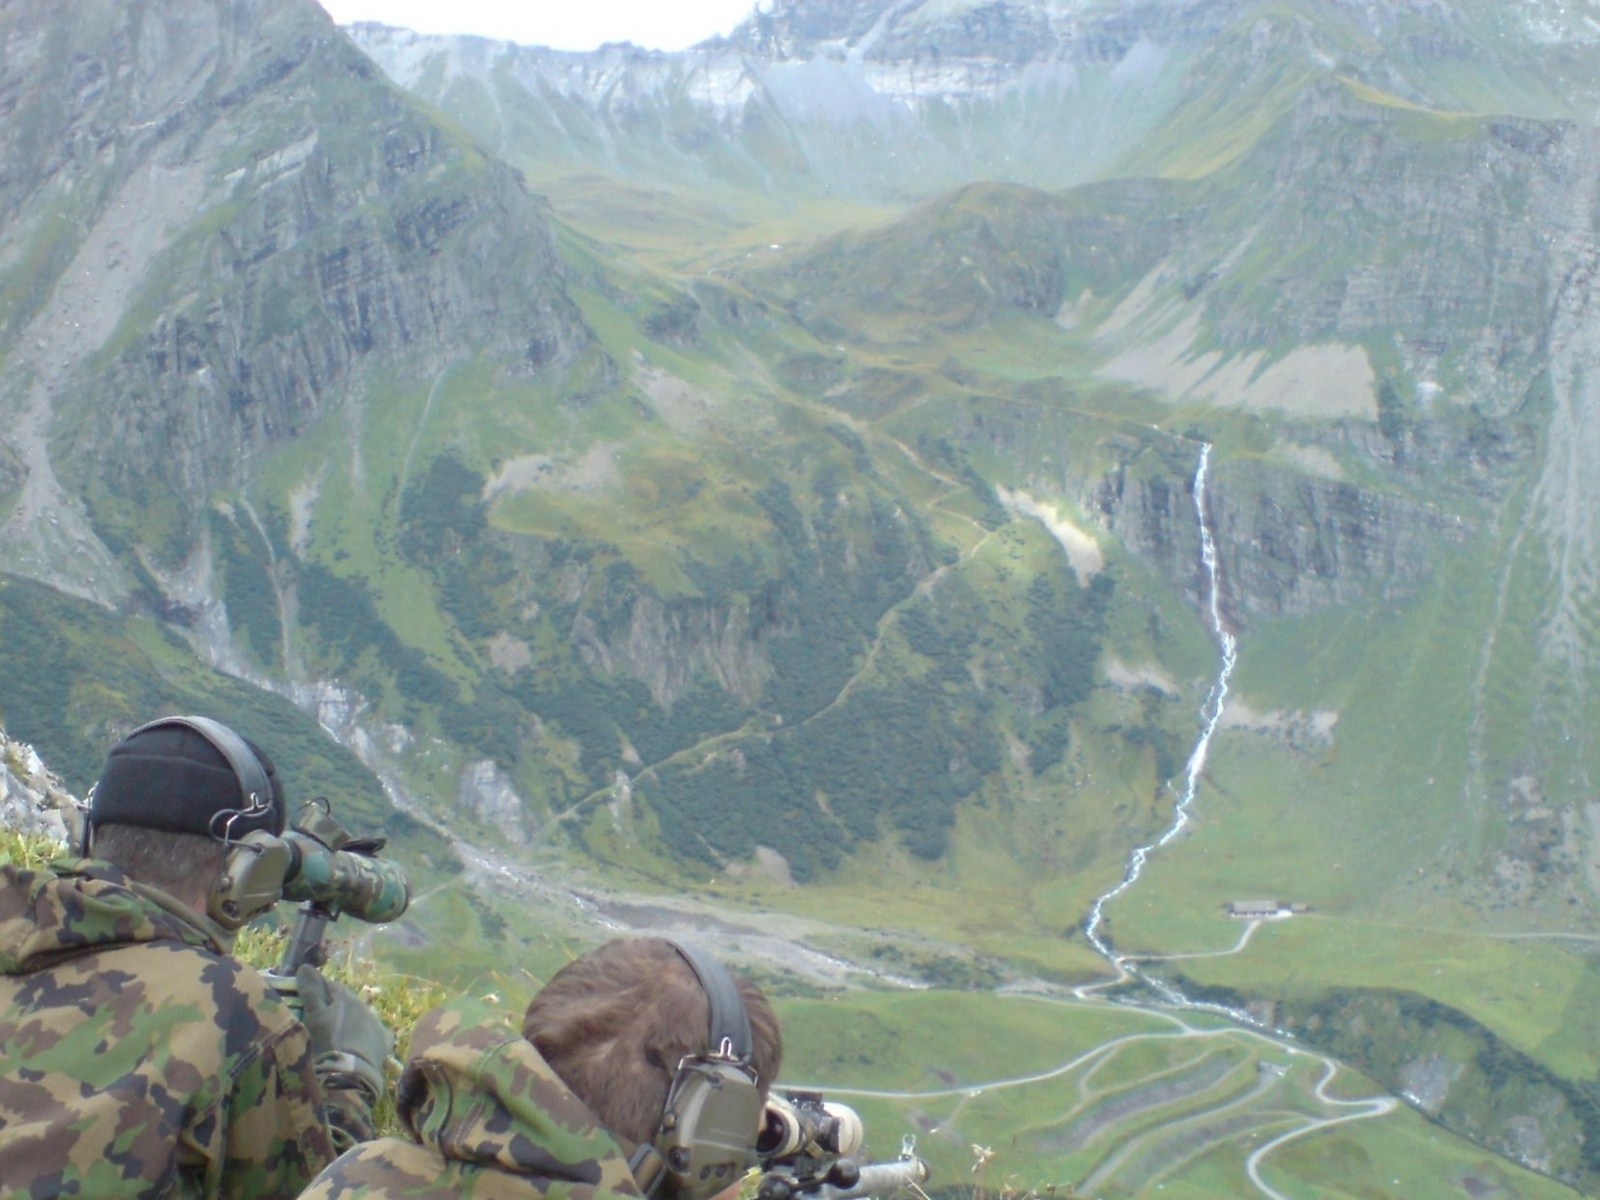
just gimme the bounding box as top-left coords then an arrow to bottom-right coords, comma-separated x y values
1082,443 -> 1251,1020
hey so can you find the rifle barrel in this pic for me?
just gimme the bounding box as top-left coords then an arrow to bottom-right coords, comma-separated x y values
816,1158 -> 929,1200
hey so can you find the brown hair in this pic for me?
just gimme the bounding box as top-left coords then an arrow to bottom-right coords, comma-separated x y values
523,937 -> 783,1147
92,823 -> 229,907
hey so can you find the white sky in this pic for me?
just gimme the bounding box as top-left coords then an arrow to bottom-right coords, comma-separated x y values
316,0 -> 759,52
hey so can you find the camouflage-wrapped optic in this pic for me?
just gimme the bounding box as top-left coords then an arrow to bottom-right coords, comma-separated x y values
283,833 -> 410,924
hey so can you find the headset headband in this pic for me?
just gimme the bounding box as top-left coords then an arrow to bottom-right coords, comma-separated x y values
668,940 -> 753,1062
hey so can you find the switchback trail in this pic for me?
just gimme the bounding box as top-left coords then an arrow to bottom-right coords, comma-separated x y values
804,992 -> 1396,1198
1246,1060 -> 1399,1200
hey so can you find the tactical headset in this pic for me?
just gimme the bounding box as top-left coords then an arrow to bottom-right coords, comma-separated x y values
83,715 -> 293,931
628,941 -> 766,1200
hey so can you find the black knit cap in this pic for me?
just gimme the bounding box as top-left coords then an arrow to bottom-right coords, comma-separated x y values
89,717 -> 286,839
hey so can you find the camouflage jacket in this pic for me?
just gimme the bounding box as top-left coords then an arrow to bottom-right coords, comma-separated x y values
302,997 -> 645,1200
0,858 -> 337,1200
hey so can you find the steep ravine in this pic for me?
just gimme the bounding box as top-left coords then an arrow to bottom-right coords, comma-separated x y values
1081,442 -> 1248,1022
1532,124 -> 1600,747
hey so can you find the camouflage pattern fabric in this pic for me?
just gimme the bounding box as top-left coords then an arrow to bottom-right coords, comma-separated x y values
0,858 -> 337,1200
302,997 -> 646,1200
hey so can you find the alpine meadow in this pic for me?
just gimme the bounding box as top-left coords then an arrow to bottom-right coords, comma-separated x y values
3,0 -> 1600,1195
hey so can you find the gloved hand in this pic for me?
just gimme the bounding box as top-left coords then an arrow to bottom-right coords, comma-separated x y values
296,963 -> 393,1146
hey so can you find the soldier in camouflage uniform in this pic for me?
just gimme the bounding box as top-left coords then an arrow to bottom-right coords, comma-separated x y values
302,937 -> 784,1200
0,716 -> 389,1200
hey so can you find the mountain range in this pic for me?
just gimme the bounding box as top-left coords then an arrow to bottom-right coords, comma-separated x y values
3,0 -> 1600,1193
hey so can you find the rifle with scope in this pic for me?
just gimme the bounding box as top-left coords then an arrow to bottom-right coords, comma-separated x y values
757,1091 -> 930,1200
262,798 -> 410,1007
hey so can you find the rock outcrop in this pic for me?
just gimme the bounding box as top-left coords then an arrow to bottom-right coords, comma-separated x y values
0,727 -> 78,844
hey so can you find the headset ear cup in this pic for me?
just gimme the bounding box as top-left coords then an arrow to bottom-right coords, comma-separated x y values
652,1059 -> 764,1200
207,831 -> 293,930
640,943 -> 763,1200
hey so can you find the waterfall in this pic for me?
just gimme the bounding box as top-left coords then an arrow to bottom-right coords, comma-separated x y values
1081,443 -> 1249,1018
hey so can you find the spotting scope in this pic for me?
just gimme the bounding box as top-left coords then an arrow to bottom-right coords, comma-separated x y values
266,799 -> 410,987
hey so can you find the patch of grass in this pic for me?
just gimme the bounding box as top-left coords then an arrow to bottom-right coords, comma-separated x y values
0,827 -> 67,871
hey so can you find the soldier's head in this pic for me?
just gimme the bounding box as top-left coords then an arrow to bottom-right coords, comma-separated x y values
87,716 -> 285,918
523,937 -> 783,1199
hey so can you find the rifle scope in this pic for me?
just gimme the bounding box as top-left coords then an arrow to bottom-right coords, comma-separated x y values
759,1092 -> 864,1161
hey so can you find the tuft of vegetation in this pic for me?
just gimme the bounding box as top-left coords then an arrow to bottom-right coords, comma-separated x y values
0,826 -> 65,872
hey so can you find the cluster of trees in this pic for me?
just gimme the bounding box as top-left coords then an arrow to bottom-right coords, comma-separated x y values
620,471 -> 992,874
865,941 -> 1002,990
527,559 -> 1091,876
298,562 -> 457,709
1027,572 -> 1113,710
213,511 -> 282,669
756,478 -> 928,716
916,433 -> 1009,529
1106,682 -> 1182,786
1023,569 -> 1114,773
0,575 -> 402,838
511,672 -> 747,788
399,454 -> 505,641
297,560 -> 525,767
0,577 -> 119,784
292,456 -> 527,765
642,667 -> 1002,878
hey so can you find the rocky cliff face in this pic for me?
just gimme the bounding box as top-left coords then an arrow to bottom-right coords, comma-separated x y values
1094,455 -> 1473,624
571,591 -> 775,709
1190,81 -> 1568,419
950,391 -> 1474,627
0,0 -> 591,582
0,727 -> 77,844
